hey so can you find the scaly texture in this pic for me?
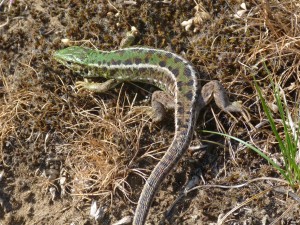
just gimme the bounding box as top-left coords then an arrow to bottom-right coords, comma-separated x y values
53,46 -> 204,224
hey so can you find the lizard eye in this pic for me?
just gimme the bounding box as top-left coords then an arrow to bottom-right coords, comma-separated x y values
65,61 -> 73,67
83,67 -> 89,75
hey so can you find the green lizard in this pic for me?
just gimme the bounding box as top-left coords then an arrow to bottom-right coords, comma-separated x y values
53,46 -> 241,225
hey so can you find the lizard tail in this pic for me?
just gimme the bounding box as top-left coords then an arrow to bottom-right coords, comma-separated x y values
133,126 -> 194,225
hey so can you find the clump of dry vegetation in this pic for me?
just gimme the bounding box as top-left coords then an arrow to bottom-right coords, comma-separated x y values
62,89 -> 167,203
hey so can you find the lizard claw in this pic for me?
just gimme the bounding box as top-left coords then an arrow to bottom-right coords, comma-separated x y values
75,81 -> 89,92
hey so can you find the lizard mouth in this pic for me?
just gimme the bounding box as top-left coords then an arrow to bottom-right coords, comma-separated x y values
53,51 -> 76,69
53,55 -> 90,76
53,51 -> 68,65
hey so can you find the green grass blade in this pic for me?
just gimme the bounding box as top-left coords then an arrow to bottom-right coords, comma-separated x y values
203,130 -> 288,179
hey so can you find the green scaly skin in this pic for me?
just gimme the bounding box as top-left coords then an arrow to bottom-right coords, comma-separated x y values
53,46 -> 240,224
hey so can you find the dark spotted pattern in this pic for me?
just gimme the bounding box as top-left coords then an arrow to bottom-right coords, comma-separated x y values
144,56 -> 150,63
124,59 -> 132,65
176,81 -> 184,88
165,52 -> 173,58
159,61 -> 166,67
177,106 -> 185,114
187,79 -> 194,86
174,56 -> 184,63
184,66 -> 193,77
134,57 -> 142,64
184,90 -> 194,100
171,68 -> 180,77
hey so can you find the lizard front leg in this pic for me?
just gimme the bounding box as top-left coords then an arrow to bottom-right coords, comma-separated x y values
75,79 -> 121,93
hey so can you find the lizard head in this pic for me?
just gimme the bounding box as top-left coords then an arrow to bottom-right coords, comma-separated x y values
53,46 -> 91,70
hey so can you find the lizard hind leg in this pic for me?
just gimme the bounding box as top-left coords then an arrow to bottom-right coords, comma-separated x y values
151,91 -> 175,123
201,80 -> 242,112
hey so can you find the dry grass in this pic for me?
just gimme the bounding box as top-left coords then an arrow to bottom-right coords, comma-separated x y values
0,62 -> 48,167
62,87 -> 168,203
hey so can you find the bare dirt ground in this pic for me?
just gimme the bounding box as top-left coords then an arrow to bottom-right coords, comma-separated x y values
1,0 -> 300,225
